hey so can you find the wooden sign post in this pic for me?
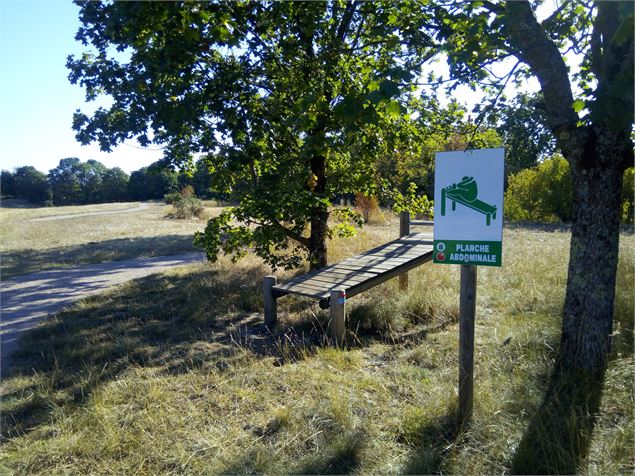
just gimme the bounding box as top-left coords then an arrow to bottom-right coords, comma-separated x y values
433,148 -> 504,424
458,264 -> 477,423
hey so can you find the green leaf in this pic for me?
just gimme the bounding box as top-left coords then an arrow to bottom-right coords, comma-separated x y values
334,97 -> 362,119
572,99 -> 585,113
385,100 -> 402,119
379,80 -> 401,99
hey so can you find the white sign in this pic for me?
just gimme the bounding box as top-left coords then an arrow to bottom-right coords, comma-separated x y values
433,148 -> 504,266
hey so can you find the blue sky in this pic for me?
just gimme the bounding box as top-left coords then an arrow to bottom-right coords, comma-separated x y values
0,1 -> 162,174
0,1 -> 553,176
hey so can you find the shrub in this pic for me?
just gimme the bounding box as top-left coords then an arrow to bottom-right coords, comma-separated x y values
172,196 -> 205,218
166,186 -> 205,218
164,191 -> 181,204
505,155 -> 572,222
506,158 -> 634,224
181,184 -> 195,198
355,193 -> 381,223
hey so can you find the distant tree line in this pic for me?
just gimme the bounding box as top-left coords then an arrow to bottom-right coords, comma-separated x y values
0,158 -> 223,206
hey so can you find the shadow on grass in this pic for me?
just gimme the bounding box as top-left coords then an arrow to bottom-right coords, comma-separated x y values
510,368 -> 605,475
0,199 -> 41,209
0,260 -> 339,442
1,234 -> 197,278
401,405 -> 464,475
218,430 -> 366,475
1,253 -> 445,447
294,430 -> 366,475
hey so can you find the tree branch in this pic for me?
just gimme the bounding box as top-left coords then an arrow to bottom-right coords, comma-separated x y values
335,1 -> 357,43
503,0 -> 582,157
464,60 -> 520,151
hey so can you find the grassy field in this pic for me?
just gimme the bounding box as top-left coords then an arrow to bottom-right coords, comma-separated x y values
0,201 -> 222,278
1,219 -> 633,475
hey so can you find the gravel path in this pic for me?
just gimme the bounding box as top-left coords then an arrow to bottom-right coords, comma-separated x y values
0,252 -> 205,371
26,202 -> 150,222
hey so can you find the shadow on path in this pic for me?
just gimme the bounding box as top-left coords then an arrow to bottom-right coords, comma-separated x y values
1,251 -> 205,371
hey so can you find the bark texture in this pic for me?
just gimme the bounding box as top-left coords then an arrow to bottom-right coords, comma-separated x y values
562,141 -> 624,371
309,153 -> 329,271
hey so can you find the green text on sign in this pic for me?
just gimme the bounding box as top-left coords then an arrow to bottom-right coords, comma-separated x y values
433,240 -> 502,267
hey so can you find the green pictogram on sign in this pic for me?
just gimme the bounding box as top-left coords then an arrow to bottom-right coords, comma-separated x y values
441,176 -> 497,226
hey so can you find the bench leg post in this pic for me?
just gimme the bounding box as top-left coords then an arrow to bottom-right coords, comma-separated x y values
399,211 -> 410,291
399,272 -> 409,291
330,289 -> 346,346
264,275 -> 277,329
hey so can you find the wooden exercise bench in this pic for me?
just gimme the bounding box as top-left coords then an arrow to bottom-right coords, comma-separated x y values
263,213 -> 433,344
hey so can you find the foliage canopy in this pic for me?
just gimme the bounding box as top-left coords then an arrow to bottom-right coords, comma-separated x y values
68,1 -> 441,269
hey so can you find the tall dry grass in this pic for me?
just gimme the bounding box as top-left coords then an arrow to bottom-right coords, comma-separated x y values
0,218 -> 633,474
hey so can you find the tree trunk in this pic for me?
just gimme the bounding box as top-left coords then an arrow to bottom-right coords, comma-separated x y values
309,153 -> 329,271
559,133 -> 627,375
502,0 -> 633,376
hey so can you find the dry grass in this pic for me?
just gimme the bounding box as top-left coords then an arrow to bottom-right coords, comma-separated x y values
0,219 -> 633,475
0,202 -> 223,278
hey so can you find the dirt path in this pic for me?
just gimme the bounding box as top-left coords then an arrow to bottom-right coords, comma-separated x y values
0,252 -> 205,371
26,202 -> 150,222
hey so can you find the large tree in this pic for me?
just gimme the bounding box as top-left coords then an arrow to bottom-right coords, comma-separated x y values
68,1 -> 435,270
13,166 -> 50,204
100,167 -> 130,202
48,157 -> 83,205
1,170 -> 16,198
434,1 -> 633,375
127,162 -> 179,201
77,159 -> 108,203
491,92 -> 556,177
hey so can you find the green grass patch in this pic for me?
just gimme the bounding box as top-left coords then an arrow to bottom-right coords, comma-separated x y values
0,202 -> 223,278
1,227 -> 633,474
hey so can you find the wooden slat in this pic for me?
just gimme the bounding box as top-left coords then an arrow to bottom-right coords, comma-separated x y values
273,233 -> 433,300
287,268 -> 378,282
346,251 -> 432,298
341,250 -> 430,262
274,284 -> 329,299
328,263 -> 408,274
275,281 -> 328,292
337,256 -> 421,269
293,277 -> 365,290
290,274 -> 367,287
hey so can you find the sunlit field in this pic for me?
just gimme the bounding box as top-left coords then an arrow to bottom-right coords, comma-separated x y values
0,201 -> 224,278
1,218 -> 632,475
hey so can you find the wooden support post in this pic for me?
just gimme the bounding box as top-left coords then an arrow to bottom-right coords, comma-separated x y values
399,211 -> 410,290
330,289 -> 346,345
458,265 -> 477,424
264,275 -> 277,329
